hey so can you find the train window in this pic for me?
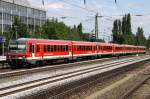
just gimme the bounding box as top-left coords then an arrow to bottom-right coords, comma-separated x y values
81,46 -> 83,51
99,46 -> 102,50
36,45 -> 40,52
57,45 -> 59,52
74,46 -> 76,51
83,46 -> 85,51
60,45 -> 62,52
58,46 -> 60,52
62,45 -> 65,52
80,46 -> 81,51
63,46 -> 66,51
77,46 -> 79,51
32,45 -> 34,53
29,44 -> 32,52
62,46 -> 65,52
78,46 -> 80,51
48,45 -> 50,52
79,46 -> 81,51
66,45 -> 68,51
57,46 -> 59,52
51,45 -> 54,52
54,45 -> 57,52
73,46 -> 76,51
95,46 -> 97,50
60,46 -> 62,52
44,45 -> 47,52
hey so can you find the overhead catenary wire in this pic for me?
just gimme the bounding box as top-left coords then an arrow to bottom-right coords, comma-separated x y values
58,0 -> 97,13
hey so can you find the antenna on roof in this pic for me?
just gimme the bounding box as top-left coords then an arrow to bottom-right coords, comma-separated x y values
84,0 -> 86,5
42,0 -> 44,6
115,0 -> 117,4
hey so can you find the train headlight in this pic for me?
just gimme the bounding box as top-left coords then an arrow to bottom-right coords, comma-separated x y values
18,57 -> 23,59
23,56 -> 26,59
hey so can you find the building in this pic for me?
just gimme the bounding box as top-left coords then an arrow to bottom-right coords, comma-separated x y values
0,0 -> 46,32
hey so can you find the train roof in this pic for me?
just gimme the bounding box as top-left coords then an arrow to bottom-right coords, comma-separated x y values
17,38 -> 71,42
16,38 -> 146,48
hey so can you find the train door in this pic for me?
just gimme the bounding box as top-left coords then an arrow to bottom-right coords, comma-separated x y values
35,44 -> 40,58
31,44 -> 35,58
70,42 -> 73,60
29,43 -> 35,58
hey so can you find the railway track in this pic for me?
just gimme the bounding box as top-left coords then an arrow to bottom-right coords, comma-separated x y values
121,76 -> 150,99
127,78 -> 150,99
121,69 -> 150,99
0,55 -> 138,78
0,55 -> 149,99
0,55 -> 136,72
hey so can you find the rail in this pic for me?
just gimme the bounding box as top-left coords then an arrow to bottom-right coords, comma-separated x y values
0,55 -> 149,98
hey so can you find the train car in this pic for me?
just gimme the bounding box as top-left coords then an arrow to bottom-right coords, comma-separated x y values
7,38 -> 146,67
124,45 -> 133,54
72,41 -> 97,58
97,43 -> 113,55
113,44 -> 125,55
7,38 -> 72,66
137,46 -> 146,54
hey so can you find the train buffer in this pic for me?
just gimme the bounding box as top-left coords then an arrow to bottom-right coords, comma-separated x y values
0,56 -> 6,67
0,56 -> 6,62
0,56 -> 6,69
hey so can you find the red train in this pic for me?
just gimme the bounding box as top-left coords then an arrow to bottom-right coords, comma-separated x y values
7,38 -> 146,67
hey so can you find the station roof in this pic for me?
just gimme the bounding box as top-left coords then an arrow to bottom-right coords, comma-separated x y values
2,0 -> 30,7
2,0 -> 46,11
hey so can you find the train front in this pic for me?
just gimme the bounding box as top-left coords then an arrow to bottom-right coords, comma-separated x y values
7,39 -> 28,67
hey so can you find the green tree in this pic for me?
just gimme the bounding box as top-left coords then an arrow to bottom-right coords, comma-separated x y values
112,19 -> 123,44
135,27 -> 146,46
121,14 -> 135,44
77,23 -> 83,40
11,17 -> 27,38
112,20 -> 118,43
42,19 -> 86,41
146,36 -> 150,51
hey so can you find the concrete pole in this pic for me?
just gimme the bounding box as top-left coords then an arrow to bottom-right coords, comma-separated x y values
95,13 -> 98,41
2,7 -> 4,56
11,9 -> 12,29
27,8 -> 29,37
40,12 -> 41,38
34,15 -> 35,38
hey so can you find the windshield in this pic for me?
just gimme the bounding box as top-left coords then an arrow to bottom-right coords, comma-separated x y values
9,41 -> 26,53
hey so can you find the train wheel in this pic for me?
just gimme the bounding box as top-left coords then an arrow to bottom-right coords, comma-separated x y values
36,60 -> 45,66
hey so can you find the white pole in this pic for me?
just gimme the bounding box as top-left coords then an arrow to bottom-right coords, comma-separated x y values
27,9 -> 28,26
2,7 -> 4,56
19,11 -> 20,19
40,12 -> 41,38
40,12 -> 41,28
34,15 -> 35,38
11,9 -> 12,29
27,8 -> 28,35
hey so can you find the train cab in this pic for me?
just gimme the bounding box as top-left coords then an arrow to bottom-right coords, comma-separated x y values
7,38 -> 28,66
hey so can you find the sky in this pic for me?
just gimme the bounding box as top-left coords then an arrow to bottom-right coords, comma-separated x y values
29,0 -> 150,41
